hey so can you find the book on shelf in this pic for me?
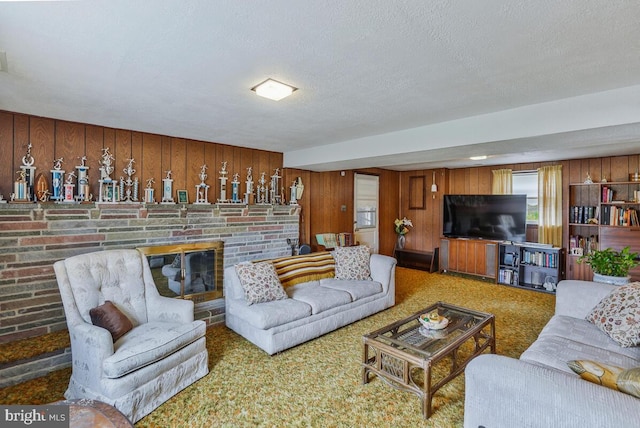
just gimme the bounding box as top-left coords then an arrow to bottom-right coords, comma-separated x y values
337,232 -> 352,247
499,268 -> 521,286
521,250 -> 559,268
602,186 -> 613,203
600,206 -> 639,226
578,206 -> 583,223
570,234 -> 598,255
316,232 -> 353,249
570,205 -> 598,224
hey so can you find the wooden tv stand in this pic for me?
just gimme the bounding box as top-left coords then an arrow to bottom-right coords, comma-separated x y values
439,237 -> 498,281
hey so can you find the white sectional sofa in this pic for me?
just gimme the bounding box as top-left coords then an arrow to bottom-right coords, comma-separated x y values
224,250 -> 396,355
464,280 -> 640,428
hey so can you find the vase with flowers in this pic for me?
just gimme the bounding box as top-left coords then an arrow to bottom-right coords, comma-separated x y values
394,217 -> 413,249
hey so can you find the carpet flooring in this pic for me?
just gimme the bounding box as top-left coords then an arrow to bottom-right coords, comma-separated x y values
0,267 -> 555,427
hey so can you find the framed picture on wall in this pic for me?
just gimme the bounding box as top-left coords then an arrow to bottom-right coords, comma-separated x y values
408,175 -> 426,210
177,190 -> 189,204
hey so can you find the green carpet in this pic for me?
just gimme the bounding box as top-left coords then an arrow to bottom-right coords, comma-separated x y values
0,268 -> 555,427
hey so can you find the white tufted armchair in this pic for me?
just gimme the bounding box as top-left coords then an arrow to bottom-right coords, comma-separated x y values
53,249 -> 209,423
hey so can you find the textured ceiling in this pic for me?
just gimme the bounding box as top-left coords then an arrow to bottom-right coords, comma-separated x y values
1,1 -> 639,171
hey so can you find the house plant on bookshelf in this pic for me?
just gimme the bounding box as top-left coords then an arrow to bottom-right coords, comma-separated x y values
578,246 -> 639,285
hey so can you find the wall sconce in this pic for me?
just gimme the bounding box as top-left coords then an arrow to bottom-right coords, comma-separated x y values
431,171 -> 438,199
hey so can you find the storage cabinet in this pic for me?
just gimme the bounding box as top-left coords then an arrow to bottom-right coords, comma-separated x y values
394,248 -> 438,272
440,238 -> 498,280
498,243 -> 565,294
568,181 -> 640,281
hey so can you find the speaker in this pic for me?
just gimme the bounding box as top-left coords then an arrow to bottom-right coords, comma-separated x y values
486,243 -> 497,277
440,239 -> 449,271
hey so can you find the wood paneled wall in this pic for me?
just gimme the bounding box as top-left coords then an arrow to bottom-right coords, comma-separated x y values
375,168 -> 401,255
0,111 -> 283,202
284,168 -> 400,256
282,168 -> 313,245
4,110 -> 638,261
399,154 -> 640,254
397,168 -> 445,253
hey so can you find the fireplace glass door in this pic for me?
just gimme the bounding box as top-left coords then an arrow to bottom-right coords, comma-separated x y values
137,241 -> 224,303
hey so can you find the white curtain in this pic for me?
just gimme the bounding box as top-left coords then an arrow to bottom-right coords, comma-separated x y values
492,169 -> 512,194
538,165 -> 563,247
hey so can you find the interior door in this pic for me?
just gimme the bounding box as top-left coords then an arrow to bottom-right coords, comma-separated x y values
354,173 -> 379,253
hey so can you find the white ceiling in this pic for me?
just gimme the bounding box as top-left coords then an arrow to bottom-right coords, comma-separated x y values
1,0 -> 640,171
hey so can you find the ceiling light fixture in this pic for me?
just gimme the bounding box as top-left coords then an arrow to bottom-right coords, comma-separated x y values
469,155 -> 488,161
251,78 -> 297,101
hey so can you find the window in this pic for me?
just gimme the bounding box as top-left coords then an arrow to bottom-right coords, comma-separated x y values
513,171 -> 538,223
356,207 -> 377,229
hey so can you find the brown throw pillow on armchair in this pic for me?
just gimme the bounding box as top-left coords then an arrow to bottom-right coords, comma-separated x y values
89,300 -> 133,342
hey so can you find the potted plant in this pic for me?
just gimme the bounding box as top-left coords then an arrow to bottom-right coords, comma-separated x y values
578,246 -> 639,285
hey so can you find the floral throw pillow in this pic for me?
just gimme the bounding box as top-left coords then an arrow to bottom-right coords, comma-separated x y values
235,262 -> 288,305
332,245 -> 372,281
586,282 -> 640,347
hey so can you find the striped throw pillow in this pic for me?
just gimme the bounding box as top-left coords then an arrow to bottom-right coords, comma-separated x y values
271,251 -> 335,287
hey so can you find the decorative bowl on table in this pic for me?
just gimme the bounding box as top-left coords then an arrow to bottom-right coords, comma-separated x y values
418,312 -> 449,330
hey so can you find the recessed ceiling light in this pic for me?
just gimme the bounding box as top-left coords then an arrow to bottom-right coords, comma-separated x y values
469,155 -> 488,160
251,78 -> 297,101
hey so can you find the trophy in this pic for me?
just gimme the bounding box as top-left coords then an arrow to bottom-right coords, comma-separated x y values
75,156 -> 91,202
120,158 -> 138,202
257,172 -> 267,204
12,170 -> 31,203
231,173 -> 241,203
20,143 -> 36,202
50,158 -> 65,201
98,147 -> 118,203
194,164 -> 210,205
290,177 -> 304,205
144,178 -> 156,204
217,161 -> 228,203
161,170 -> 175,204
244,167 -> 254,204
62,171 -> 77,203
289,180 -> 298,205
270,168 -> 281,205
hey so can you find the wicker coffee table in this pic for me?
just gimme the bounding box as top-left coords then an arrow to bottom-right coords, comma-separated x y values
362,301 -> 495,419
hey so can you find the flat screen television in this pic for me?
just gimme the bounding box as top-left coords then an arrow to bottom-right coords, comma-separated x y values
443,194 -> 527,242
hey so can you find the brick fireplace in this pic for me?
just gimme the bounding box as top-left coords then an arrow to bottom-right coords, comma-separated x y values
0,203 -> 300,344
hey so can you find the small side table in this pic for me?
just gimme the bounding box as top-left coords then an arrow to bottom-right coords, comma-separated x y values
394,248 -> 439,272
